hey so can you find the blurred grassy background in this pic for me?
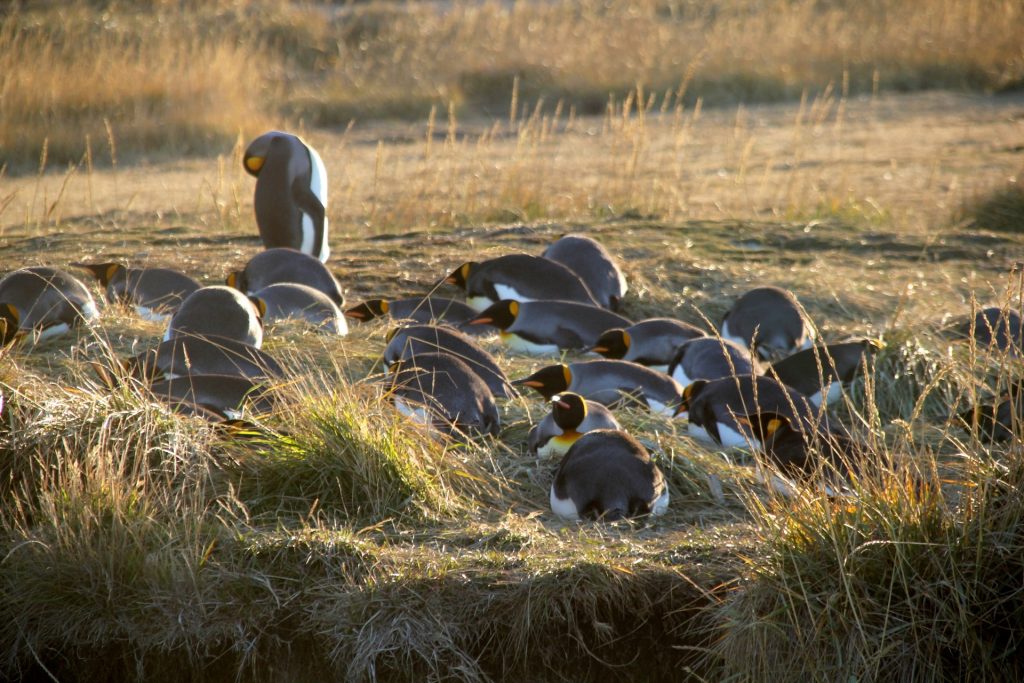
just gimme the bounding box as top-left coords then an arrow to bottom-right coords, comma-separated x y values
2,0 -> 1022,170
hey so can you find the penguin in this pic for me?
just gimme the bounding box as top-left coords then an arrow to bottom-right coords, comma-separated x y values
164,286 -> 264,348
955,306 -> 1022,354
720,286 -> 814,361
591,318 -> 706,372
226,248 -> 344,307
466,299 -> 631,354
344,296 -> 485,335
442,254 -> 599,312
250,283 -> 348,336
0,266 -> 99,342
384,324 -> 514,398
243,131 -> 330,262
549,430 -> 669,521
673,375 -> 814,449
957,381 -> 1024,443
388,351 -> 500,439
148,374 -> 276,418
737,410 -> 855,483
767,339 -> 881,407
541,234 -> 627,310
667,336 -> 760,388
528,392 -> 622,457
124,335 -> 286,383
73,262 -> 200,321
514,360 -> 683,415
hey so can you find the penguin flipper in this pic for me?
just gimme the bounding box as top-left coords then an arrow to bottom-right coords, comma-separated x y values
551,325 -> 586,350
291,176 -> 327,258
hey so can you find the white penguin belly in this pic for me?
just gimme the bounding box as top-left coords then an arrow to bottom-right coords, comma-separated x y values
499,331 -> 560,355
393,397 -> 432,428
80,300 -> 100,322
306,144 -> 330,263
645,398 -> 675,417
646,363 -> 669,374
651,486 -> 670,515
492,284 -> 535,304
135,305 -> 172,323
688,421 -> 753,449
550,485 -> 580,520
672,365 -> 694,388
720,319 -> 748,350
466,295 -> 495,313
35,322 -> 71,342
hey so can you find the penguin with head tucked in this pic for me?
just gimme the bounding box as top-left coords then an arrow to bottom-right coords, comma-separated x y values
243,131 -> 330,263
165,286 -> 264,348
226,248 -> 344,307
73,261 -> 200,321
720,286 -> 814,361
0,267 -> 99,344
441,254 -> 598,312
250,283 -> 348,336
344,296 -> 482,333
541,234 -> 627,310
384,324 -> 513,398
550,430 -> 669,521
955,306 -> 1022,355
592,318 -> 706,372
467,299 -> 631,355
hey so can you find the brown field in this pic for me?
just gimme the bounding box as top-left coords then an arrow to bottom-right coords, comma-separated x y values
3,1 -> 1024,680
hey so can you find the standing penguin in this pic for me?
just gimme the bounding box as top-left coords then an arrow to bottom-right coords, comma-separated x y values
243,131 -> 330,263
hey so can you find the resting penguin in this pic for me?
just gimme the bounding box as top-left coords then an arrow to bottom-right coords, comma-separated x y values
541,234 -> 627,310
738,410 -> 855,484
344,296 -> 485,335
442,254 -> 599,312
955,306 -> 1022,355
550,430 -> 669,521
0,267 -> 99,343
528,392 -> 621,457
384,324 -> 514,398
148,374 -> 276,418
124,335 -> 285,383
668,336 -> 761,388
388,351 -> 500,439
957,380 -> 1024,443
165,286 -> 264,348
226,248 -> 344,307
720,286 -> 814,361
243,131 -> 330,263
592,318 -> 706,372
767,339 -> 881,407
514,360 -> 683,415
673,375 -> 814,449
466,299 -> 631,354
251,283 -> 348,336
73,262 -> 200,321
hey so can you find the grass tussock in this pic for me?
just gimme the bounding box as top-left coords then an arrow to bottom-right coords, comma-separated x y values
959,180 -> 1024,234
713,452 -> 1024,680
3,0 -> 1023,168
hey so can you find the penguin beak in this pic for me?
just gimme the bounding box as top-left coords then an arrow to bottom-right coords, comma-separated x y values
467,316 -> 492,326
245,155 -> 265,173
511,378 -> 544,388
555,399 -> 571,410
590,345 -> 608,354
672,401 -> 688,419
344,309 -> 365,320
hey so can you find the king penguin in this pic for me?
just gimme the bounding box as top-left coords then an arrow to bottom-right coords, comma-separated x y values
344,296 -> 483,334
250,282 -> 348,336
667,336 -> 760,388
549,430 -> 669,521
514,360 -> 683,415
384,324 -> 513,398
442,254 -> 599,312
528,392 -> 622,457
467,299 -> 631,354
767,339 -> 881,407
243,131 -> 330,263
541,234 -> 627,310
721,286 -> 814,361
0,266 -> 99,343
591,318 -> 706,372
124,335 -> 285,383
164,286 -> 264,348
226,248 -> 344,307
73,261 -> 200,321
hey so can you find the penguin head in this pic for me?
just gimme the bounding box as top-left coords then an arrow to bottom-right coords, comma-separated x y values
591,329 -> 629,358
443,262 -> 477,290
344,299 -> 388,321
672,379 -> 708,419
737,410 -> 794,444
225,269 -> 247,292
551,392 -> 587,431
242,131 -> 282,177
73,262 -> 124,287
0,303 -> 22,347
248,295 -> 268,325
467,300 -> 518,330
512,363 -> 572,399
